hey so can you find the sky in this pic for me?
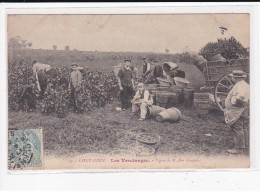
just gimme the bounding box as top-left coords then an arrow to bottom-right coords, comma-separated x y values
8,14 -> 249,54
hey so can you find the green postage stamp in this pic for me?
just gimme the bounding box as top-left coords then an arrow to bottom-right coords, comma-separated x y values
8,128 -> 43,170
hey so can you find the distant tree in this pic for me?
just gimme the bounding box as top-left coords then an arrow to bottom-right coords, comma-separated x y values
27,42 -> 32,49
8,37 -> 22,49
165,49 -> 169,54
199,36 -> 248,61
65,46 -> 70,51
8,36 -> 28,49
53,45 -> 57,50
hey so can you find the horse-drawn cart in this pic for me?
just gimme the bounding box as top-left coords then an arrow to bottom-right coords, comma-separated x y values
204,58 -> 249,111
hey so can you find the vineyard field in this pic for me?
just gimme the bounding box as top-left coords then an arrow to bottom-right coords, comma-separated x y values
8,48 -> 206,88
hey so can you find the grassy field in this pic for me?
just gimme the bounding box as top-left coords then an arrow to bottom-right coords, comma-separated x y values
9,101 -> 247,158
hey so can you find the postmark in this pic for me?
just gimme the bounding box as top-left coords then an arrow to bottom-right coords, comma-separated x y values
8,128 -> 43,170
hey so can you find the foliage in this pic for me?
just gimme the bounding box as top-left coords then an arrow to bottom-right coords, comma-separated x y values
199,36 -> 249,61
8,59 -> 120,117
8,36 -> 30,49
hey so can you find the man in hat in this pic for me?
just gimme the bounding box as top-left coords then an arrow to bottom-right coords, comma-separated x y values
69,63 -> 82,111
131,83 -> 153,120
224,70 -> 250,154
153,60 -> 164,83
142,57 -> 151,81
117,60 -> 135,110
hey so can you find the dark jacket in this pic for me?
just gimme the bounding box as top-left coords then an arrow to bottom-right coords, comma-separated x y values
153,65 -> 163,78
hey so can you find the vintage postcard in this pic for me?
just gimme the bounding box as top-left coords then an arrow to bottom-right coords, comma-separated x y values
7,14 -> 250,170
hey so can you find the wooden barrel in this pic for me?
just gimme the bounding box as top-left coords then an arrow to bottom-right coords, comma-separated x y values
156,86 -> 170,91
146,105 -> 166,118
166,92 -> 178,108
177,88 -> 184,104
156,92 -> 171,108
183,87 -> 195,107
194,93 -> 210,103
194,101 -> 210,119
156,107 -> 182,123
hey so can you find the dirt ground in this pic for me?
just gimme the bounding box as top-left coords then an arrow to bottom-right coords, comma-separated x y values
8,101 -> 249,158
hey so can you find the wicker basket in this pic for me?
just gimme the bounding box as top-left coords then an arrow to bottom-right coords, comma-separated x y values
128,144 -> 156,157
174,77 -> 190,88
157,77 -> 172,87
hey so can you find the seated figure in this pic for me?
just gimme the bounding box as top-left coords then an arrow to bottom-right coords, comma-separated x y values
131,83 -> 153,120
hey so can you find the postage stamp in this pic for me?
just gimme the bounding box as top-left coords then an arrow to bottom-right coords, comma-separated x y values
8,128 -> 43,170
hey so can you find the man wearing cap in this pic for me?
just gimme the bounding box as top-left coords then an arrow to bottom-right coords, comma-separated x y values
32,60 -> 52,97
142,58 -> 151,81
69,63 -> 82,111
224,70 -> 250,154
117,60 -> 135,110
131,83 -> 153,120
153,60 -> 164,83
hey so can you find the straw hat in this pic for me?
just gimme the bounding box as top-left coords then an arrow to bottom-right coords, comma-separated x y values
229,70 -> 247,78
137,83 -> 144,87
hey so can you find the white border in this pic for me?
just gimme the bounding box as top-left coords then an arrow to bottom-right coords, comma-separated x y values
1,2 -> 260,190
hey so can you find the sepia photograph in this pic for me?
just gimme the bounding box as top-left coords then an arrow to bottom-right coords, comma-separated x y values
7,14 -> 250,170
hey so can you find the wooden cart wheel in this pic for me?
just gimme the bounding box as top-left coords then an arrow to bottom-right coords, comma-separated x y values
214,73 -> 234,111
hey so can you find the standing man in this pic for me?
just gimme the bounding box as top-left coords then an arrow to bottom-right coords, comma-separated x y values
153,60 -> 164,83
131,83 -> 153,120
224,70 -> 250,154
69,63 -> 82,112
32,60 -> 52,97
117,60 -> 135,110
142,57 -> 151,82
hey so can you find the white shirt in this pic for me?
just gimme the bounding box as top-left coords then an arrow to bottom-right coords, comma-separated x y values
33,62 -> 51,76
224,80 -> 250,125
70,70 -> 82,88
133,89 -> 151,103
143,62 -> 151,74
146,63 -> 151,73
